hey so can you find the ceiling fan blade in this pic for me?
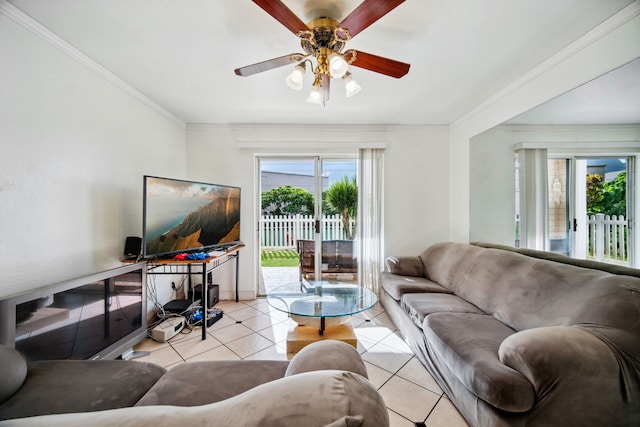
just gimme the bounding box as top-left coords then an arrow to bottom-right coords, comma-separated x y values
339,0 -> 405,38
234,53 -> 306,77
345,50 -> 410,78
252,0 -> 309,35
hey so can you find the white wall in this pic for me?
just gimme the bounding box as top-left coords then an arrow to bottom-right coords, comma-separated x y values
5,3 -> 636,304
186,124 -> 449,299
449,6 -> 640,243
469,126 -> 518,245
384,126 -> 450,255
469,125 -> 640,246
0,12 -> 186,299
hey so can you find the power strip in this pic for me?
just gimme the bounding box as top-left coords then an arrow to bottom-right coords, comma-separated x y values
151,316 -> 185,342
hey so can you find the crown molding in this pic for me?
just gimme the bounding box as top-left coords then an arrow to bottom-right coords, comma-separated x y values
0,0 -> 185,128
514,141 -> 640,157
500,123 -> 640,133
514,141 -> 640,150
451,0 -> 640,129
185,123 -> 388,148
235,141 -> 387,149
187,123 -> 390,132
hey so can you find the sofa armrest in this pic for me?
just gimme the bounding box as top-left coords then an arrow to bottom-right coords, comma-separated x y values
385,256 -> 424,277
499,326 -> 619,388
497,325 -> 640,425
285,340 -> 368,379
1,370 -> 389,427
0,345 -> 27,404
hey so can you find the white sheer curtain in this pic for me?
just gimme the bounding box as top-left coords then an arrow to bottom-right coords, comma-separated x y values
357,148 -> 384,295
517,148 -> 549,251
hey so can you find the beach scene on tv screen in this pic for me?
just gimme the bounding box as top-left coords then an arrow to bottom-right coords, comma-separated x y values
145,177 -> 240,256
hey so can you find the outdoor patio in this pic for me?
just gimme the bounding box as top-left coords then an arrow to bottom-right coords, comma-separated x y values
259,266 -> 299,295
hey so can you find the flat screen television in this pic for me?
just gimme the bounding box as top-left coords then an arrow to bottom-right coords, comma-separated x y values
0,263 -> 147,361
143,175 -> 241,259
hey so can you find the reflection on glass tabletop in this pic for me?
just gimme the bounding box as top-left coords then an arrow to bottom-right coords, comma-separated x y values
266,281 -> 377,319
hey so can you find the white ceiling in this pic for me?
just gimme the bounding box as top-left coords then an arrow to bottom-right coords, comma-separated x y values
506,57 -> 640,125
8,0 -> 639,125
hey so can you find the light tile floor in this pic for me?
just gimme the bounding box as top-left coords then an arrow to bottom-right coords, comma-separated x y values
134,299 -> 469,427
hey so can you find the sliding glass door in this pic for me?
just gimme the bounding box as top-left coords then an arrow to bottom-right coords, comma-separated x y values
320,158 -> 358,285
572,156 -> 633,265
257,156 -> 357,295
517,152 -> 635,267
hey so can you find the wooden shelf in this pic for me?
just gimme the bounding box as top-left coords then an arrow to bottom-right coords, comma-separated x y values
142,243 -> 245,265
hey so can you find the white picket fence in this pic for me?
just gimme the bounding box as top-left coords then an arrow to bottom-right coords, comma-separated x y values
263,214 -> 628,263
588,214 -> 628,263
261,214 -> 356,248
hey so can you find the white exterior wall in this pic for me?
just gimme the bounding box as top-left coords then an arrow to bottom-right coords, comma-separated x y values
0,13 -> 186,299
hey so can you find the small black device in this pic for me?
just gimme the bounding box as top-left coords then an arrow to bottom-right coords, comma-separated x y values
190,308 -> 223,327
124,236 -> 142,259
163,299 -> 192,314
206,309 -> 223,326
189,284 -> 219,308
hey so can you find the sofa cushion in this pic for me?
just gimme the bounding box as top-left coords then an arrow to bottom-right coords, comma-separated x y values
420,242 -> 640,333
380,271 -> 451,301
136,360 -> 288,406
4,370 -> 390,427
472,241 -> 640,278
0,360 -> 166,420
0,345 -> 27,404
401,293 -> 483,329
285,340 -> 368,379
385,256 -> 425,277
423,312 -> 535,412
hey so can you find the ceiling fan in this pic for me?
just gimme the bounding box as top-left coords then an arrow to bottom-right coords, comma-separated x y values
234,0 -> 410,105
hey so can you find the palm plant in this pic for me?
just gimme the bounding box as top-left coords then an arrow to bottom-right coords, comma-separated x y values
326,177 -> 357,239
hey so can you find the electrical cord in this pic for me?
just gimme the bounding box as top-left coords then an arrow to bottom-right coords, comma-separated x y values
145,273 -> 223,339
145,274 -> 190,337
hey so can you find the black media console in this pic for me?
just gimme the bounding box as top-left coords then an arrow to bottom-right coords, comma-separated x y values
0,263 -> 148,361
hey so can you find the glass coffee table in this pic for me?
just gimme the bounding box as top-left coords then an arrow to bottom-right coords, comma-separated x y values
266,281 -> 378,356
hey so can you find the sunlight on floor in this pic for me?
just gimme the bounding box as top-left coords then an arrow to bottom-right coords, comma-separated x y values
134,299 -> 468,426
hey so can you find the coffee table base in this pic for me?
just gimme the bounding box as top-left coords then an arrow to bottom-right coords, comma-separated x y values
286,323 -> 357,358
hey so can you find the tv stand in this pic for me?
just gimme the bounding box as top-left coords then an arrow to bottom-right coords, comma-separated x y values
0,263 -> 148,361
119,348 -> 151,360
144,243 -> 244,340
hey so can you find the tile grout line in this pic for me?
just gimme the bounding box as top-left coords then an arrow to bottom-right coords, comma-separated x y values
424,394 -> 446,424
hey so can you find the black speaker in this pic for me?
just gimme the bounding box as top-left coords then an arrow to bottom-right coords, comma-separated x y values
189,284 -> 219,308
124,236 -> 142,259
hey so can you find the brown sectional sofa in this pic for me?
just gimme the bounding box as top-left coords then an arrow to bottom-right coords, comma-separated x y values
381,241 -> 640,426
0,340 -> 388,426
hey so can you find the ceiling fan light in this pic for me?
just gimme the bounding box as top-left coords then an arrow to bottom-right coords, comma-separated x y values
285,64 -> 306,91
343,73 -> 361,98
306,85 -> 323,105
329,53 -> 348,78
